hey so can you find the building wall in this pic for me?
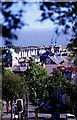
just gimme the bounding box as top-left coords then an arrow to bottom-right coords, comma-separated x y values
18,46 -> 47,58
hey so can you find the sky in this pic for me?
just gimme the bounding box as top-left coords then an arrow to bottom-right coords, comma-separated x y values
1,2 -> 72,47
12,27 -> 71,47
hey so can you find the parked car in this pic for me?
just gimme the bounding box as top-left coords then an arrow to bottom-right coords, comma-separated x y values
60,113 -> 76,120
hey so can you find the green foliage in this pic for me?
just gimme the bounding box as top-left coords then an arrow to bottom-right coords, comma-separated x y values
0,101 -> 3,120
2,69 -> 23,101
39,2 -> 77,35
2,2 -> 26,46
24,58 -> 50,104
22,58 -> 77,109
2,58 -> 77,111
51,69 -> 77,108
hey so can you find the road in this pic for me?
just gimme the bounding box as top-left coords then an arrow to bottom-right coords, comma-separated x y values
2,101 -> 76,120
2,101 -> 52,120
4,100 -> 74,120
28,104 -> 52,119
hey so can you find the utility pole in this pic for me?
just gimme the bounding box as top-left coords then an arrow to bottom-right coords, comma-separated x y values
11,99 -> 13,120
23,79 -> 29,120
23,82 -> 26,120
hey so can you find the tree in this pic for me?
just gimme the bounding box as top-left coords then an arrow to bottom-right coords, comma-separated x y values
39,2 -> 77,35
50,68 -> 77,113
24,58 -> 49,104
2,2 -> 26,46
45,70 -> 68,109
2,69 -> 23,101
22,58 -> 51,119
23,58 -> 77,113
2,69 -> 23,119
2,69 -> 22,109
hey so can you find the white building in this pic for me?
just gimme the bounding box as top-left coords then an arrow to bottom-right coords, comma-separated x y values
18,46 -> 47,58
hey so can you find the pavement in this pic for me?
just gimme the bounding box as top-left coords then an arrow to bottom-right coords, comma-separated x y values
2,101 -> 11,120
3,113 -> 11,120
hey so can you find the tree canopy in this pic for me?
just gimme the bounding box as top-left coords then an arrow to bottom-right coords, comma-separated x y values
2,2 -> 26,46
2,69 -> 23,101
2,58 -> 77,113
24,58 -> 50,105
39,2 -> 77,34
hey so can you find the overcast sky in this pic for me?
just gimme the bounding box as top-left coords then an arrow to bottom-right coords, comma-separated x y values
1,2 -> 72,47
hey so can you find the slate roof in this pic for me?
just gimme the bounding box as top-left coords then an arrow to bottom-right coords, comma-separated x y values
42,50 -> 54,57
57,56 -> 64,63
46,55 -> 68,65
45,64 -> 57,74
48,56 -> 60,65
42,51 -> 51,56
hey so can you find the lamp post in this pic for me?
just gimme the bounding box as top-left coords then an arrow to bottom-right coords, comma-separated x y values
25,90 -> 29,120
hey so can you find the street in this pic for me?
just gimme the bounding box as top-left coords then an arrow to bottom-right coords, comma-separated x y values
2,101 -> 76,120
2,101 -> 52,120
28,105 -> 52,119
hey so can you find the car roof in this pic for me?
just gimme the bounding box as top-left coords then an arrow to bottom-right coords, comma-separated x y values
60,113 -> 76,118
61,113 -> 75,116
